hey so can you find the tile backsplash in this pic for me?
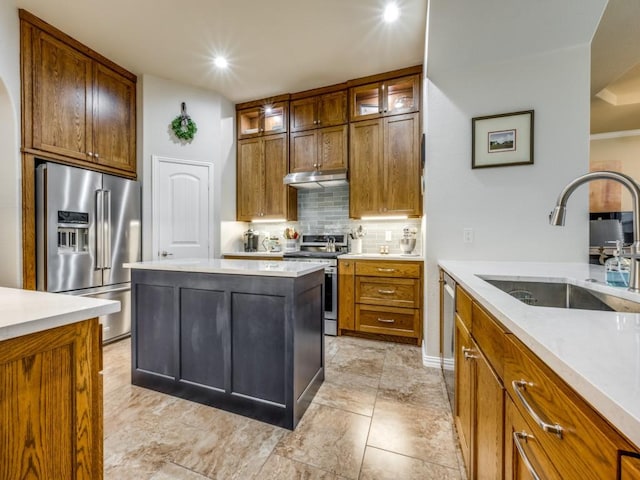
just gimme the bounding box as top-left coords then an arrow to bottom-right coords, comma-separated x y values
249,186 -> 423,255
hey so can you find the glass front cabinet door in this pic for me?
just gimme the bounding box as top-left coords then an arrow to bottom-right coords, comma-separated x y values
238,102 -> 288,138
350,74 -> 420,121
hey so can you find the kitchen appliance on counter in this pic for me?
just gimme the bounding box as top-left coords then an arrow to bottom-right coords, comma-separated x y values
36,162 -> 141,343
400,225 -> 417,254
243,228 -> 260,252
283,234 -> 347,335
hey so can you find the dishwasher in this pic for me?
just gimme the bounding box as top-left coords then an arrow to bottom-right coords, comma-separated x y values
441,272 -> 456,410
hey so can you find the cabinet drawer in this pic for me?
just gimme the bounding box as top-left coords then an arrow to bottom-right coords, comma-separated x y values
472,303 -> 505,380
356,304 -> 419,337
504,335 -> 621,480
456,285 -> 472,330
505,396 -> 563,480
355,261 -> 421,278
356,277 -> 419,308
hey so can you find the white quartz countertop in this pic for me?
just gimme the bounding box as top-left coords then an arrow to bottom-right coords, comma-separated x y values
222,251 -> 284,258
124,258 -> 325,277
438,260 -> 640,449
0,287 -> 120,341
340,253 -> 424,261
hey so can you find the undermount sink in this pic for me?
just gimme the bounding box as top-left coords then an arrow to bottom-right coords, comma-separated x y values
482,278 -> 640,313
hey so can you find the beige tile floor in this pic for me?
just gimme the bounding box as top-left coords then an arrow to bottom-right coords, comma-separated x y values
103,335 -> 466,479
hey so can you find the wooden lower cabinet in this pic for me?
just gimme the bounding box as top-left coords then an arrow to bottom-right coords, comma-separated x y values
339,259 -> 422,345
0,318 -> 103,479
505,397 -> 562,480
621,454 -> 640,479
454,316 -> 473,472
454,315 -> 504,479
449,276 -> 640,480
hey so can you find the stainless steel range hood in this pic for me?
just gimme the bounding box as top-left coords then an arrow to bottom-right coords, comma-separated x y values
283,170 -> 348,189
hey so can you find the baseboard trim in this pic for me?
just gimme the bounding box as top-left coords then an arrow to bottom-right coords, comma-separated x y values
422,344 -> 442,370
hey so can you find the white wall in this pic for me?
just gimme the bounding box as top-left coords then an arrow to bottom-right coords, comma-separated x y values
139,74 -> 238,260
423,0 -> 607,359
0,2 -> 22,287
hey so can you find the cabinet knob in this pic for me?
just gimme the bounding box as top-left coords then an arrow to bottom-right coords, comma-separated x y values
94,153 -> 99,158
313,120 -> 317,125
87,152 -> 93,157
317,120 -> 321,125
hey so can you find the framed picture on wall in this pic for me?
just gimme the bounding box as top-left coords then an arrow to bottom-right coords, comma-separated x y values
472,110 -> 534,168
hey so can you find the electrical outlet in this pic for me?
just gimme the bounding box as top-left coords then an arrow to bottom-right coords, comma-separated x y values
463,228 -> 474,243
385,230 -> 392,242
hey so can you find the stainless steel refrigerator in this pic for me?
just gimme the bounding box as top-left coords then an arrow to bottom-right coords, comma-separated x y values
36,162 -> 141,342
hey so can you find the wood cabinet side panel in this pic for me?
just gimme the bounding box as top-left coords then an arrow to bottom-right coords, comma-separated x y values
338,259 -> 355,331
0,319 -> 102,480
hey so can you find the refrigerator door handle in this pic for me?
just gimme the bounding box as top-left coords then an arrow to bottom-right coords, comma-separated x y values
96,189 -> 104,270
104,189 -> 112,269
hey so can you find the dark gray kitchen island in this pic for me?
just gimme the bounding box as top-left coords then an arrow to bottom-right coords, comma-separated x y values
124,258 -> 325,429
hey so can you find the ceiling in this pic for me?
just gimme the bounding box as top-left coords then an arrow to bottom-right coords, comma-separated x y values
14,0 -> 427,104
590,0 -> 640,134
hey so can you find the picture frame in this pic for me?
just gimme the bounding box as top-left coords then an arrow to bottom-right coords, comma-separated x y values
472,110 -> 534,168
359,104 -> 379,115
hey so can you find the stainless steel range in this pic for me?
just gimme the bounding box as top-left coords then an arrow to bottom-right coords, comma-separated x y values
283,234 -> 347,336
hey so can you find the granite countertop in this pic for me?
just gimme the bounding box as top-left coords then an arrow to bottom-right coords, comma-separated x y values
438,260 -> 640,449
0,287 -> 120,341
124,258 -> 325,277
340,253 -> 424,261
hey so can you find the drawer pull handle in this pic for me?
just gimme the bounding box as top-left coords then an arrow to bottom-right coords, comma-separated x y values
513,431 -> 542,480
377,268 -> 396,272
462,347 -> 477,360
377,318 -> 396,324
512,380 -> 563,438
377,289 -> 396,294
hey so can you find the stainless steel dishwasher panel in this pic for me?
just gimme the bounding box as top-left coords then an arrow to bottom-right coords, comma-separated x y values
441,272 -> 456,410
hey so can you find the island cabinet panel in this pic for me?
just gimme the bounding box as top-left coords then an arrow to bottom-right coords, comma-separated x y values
130,268 -> 324,429
232,293 -> 286,404
0,318 -> 103,480
180,288 -> 226,390
135,284 -> 175,378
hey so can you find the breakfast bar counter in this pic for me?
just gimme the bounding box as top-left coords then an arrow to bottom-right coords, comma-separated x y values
125,258 -> 325,429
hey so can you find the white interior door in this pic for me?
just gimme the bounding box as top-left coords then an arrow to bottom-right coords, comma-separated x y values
152,156 -> 213,259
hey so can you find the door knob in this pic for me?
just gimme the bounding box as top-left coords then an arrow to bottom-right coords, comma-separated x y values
159,250 -> 173,257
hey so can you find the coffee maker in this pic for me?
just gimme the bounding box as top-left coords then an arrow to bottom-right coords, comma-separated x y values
243,229 -> 259,252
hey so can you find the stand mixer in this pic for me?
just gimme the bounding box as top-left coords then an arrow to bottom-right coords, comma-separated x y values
400,225 -> 417,254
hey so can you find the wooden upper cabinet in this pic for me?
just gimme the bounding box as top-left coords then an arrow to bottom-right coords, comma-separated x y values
350,74 -> 420,121
32,30 -> 93,162
350,112 -> 421,218
236,133 -> 296,221
290,125 -> 347,173
290,90 -> 347,132
21,10 -> 137,178
92,63 -> 136,173
237,101 -> 288,139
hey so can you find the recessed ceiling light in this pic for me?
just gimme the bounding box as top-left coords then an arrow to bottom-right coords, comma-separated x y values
213,56 -> 228,69
383,3 -> 400,23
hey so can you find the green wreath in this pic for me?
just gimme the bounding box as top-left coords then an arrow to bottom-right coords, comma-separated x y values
171,102 -> 198,141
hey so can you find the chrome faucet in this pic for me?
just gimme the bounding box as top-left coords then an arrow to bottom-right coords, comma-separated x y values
549,171 -> 640,292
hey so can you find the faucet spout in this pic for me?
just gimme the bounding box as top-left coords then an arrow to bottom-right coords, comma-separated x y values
550,171 -> 640,292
